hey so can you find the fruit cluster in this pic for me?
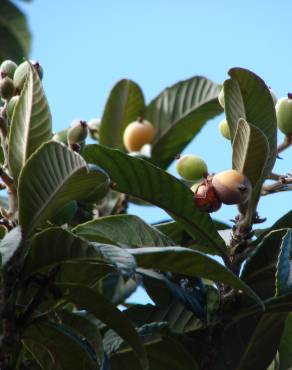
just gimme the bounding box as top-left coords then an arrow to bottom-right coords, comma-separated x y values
217,86 -> 292,139
176,154 -> 252,212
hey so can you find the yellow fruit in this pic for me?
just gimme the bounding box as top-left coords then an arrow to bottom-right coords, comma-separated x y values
123,119 -> 155,152
212,170 -> 252,205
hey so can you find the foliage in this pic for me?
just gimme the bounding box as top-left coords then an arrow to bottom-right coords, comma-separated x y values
0,18 -> 291,369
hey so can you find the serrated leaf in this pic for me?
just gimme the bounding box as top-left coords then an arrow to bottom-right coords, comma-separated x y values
9,64 -> 52,183
21,227 -> 134,278
83,144 -> 226,257
232,118 -> 269,188
224,68 -> 277,218
73,214 -> 174,247
276,230 -> 292,296
99,79 -> 145,150
0,226 -> 22,266
145,76 -> 223,168
241,229 -> 289,301
0,0 -> 31,63
57,310 -> 103,366
110,336 -> 198,370
18,141 -> 110,234
214,313 -> 287,370
129,246 -> 263,307
23,321 -> 98,370
279,313 -> 292,369
59,284 -> 149,370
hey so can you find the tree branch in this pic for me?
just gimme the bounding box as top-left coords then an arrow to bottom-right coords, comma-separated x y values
277,134 -> 292,154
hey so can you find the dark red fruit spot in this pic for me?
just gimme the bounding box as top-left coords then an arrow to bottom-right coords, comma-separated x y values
194,180 -> 222,213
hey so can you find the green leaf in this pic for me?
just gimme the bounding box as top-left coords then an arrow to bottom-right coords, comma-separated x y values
224,68 -> 277,217
0,0 -> 31,63
83,144 -> 226,257
214,313 -> 287,370
145,76 -> 223,168
59,283 -> 149,370
276,230 -> 292,296
279,313 -> 292,369
0,226 -> 22,266
99,79 -> 145,150
18,141 -> 110,234
23,320 -> 98,370
129,246 -> 263,307
23,339 -> 61,370
241,229 -> 289,301
102,273 -> 138,305
110,336 -> 198,370
73,214 -> 174,247
232,118 -> 269,188
9,64 -> 52,183
21,227 -> 135,278
57,310 -> 103,366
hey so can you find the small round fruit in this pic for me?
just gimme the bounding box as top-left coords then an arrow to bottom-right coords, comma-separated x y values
219,118 -> 231,140
176,154 -> 208,181
88,118 -> 101,140
13,60 -> 43,91
218,88 -> 225,108
0,60 -> 17,79
275,94 -> 292,135
67,120 -> 88,145
123,119 -> 155,152
0,77 -> 15,100
193,180 -> 222,213
7,96 -> 19,119
52,128 -> 69,144
212,170 -> 252,205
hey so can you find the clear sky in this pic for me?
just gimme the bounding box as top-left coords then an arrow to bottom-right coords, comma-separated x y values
17,0 -> 292,227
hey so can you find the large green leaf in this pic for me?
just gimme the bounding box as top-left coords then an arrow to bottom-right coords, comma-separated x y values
23,339 -> 61,370
232,118 -> 269,188
145,76 -> 222,168
224,68 -> 277,221
0,226 -> 21,266
59,284 -> 149,370
9,64 -> 52,183
99,79 -> 145,150
83,144 -> 226,257
21,227 -> 134,278
241,229 -> 289,301
276,230 -> 292,296
129,246 -> 263,307
23,321 -> 98,370
110,336 -> 198,370
18,141 -> 110,234
279,313 -> 292,369
73,214 -> 174,247
214,313 -> 287,370
0,0 -> 31,63
57,310 -> 103,366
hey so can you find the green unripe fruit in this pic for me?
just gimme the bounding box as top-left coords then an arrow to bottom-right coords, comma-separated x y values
67,120 -> 88,145
88,118 -> 101,140
0,77 -> 15,100
13,60 -> 43,91
218,88 -> 225,108
218,118 -> 231,140
52,128 -> 69,144
7,96 -> 19,119
0,60 -> 17,79
176,154 -> 208,181
275,94 -> 292,135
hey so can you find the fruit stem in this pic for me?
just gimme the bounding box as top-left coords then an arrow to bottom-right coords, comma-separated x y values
277,134 -> 292,154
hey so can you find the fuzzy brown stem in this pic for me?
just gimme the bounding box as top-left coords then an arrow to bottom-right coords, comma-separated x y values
0,168 -> 17,217
277,134 -> 292,154
262,177 -> 292,195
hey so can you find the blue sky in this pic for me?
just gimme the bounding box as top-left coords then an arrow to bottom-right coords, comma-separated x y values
18,0 -> 291,227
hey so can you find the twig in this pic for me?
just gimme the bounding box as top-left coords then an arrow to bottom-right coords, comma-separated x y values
262,177 -> 292,195
0,167 -> 17,218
